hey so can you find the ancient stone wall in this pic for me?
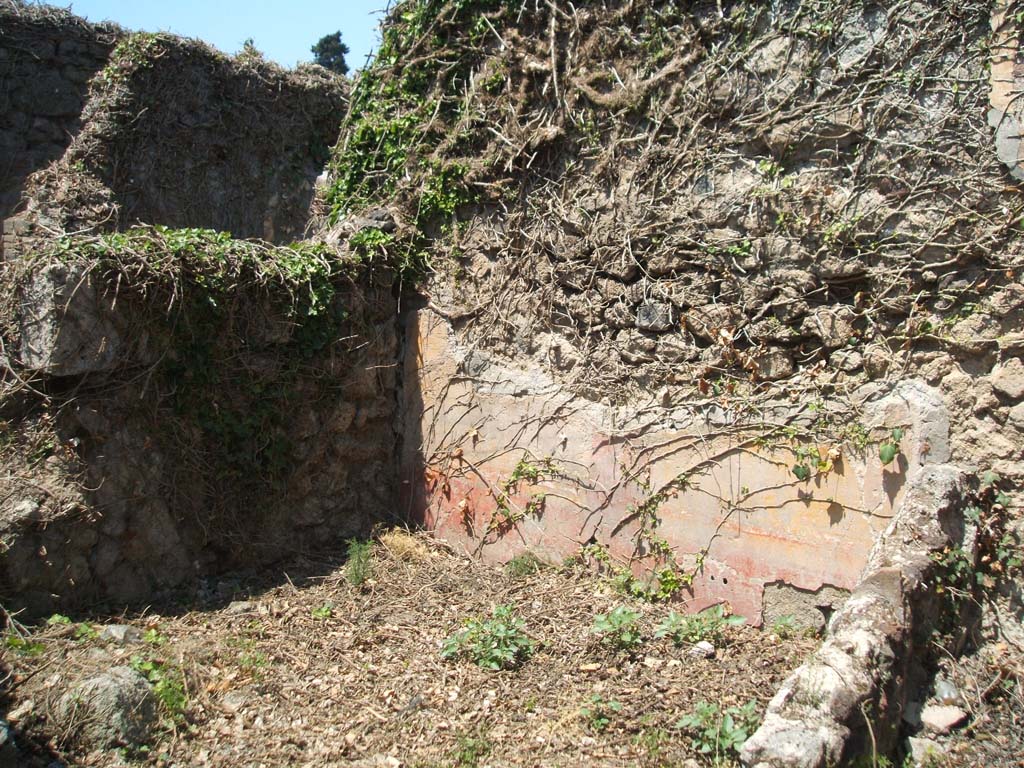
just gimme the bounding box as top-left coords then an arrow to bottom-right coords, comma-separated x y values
0,12 -> 382,618
0,1 -> 119,224
15,26 -> 347,247
1,243 -> 399,617
402,307 -> 954,622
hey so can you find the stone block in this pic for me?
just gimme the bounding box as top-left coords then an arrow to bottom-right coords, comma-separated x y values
635,300 -> 674,332
19,263 -> 123,376
753,348 -> 795,381
990,357 -> 1024,400
800,306 -> 856,350
12,70 -> 82,116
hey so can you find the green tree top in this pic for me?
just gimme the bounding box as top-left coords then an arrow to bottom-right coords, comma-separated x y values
311,31 -> 350,75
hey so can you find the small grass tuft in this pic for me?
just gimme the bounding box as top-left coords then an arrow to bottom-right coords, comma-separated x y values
379,528 -> 432,562
345,539 -> 374,587
505,551 -> 547,578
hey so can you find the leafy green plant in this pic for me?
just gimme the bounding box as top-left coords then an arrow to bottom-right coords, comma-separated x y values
791,442 -> 839,481
75,623 -> 99,641
930,469 -> 1021,618
442,605 -> 535,670
655,604 -> 745,646
878,428 -> 904,466
756,158 -> 784,180
490,457 -> 555,535
592,605 -> 644,651
770,614 -> 798,640
130,656 -> 187,723
143,628 -> 166,646
417,162 -> 476,225
580,694 -> 622,732
677,700 -> 759,760
449,730 -> 492,767
610,562 -> 690,602
345,539 -> 374,587
45,614 -> 97,641
505,551 -> 546,578
98,33 -> 167,86
349,227 -> 394,255
972,471 -> 1022,576
312,603 -> 334,619
4,634 -> 44,655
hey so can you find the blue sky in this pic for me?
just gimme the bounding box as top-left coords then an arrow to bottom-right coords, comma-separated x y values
67,0 -> 389,70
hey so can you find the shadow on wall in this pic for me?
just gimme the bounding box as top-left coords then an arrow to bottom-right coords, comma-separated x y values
399,296 -> 430,526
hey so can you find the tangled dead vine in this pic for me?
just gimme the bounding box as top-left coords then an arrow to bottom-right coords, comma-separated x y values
324,0 -> 1024,403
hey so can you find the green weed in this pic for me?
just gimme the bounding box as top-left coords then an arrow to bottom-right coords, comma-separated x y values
505,551 -> 547,578
770,614 -> 798,639
345,539 -> 374,587
449,730 -> 492,767
632,727 -> 670,759
878,428 -> 904,466
580,694 -> 622,733
45,614 -> 99,641
677,700 -> 759,760
143,627 -> 166,646
592,606 -> 644,651
442,604 -> 534,670
130,656 -> 187,723
4,634 -> 44,655
655,604 -> 745,646
312,603 -> 334,619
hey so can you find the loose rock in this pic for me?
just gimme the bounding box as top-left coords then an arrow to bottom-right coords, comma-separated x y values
99,624 -> 143,644
54,666 -> 157,749
754,348 -> 795,381
689,640 -> 715,659
919,704 -> 967,735
907,736 -> 946,766
830,348 -> 863,373
800,306 -> 856,350
990,357 -> 1024,399
932,677 -> 960,706
635,301 -> 674,333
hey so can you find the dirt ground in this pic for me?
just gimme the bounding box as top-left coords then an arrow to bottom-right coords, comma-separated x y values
1,530 -> 1021,768
3,531 -> 815,767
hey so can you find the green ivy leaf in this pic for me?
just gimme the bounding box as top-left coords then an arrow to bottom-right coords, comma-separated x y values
879,442 -> 898,466
792,464 -> 810,481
